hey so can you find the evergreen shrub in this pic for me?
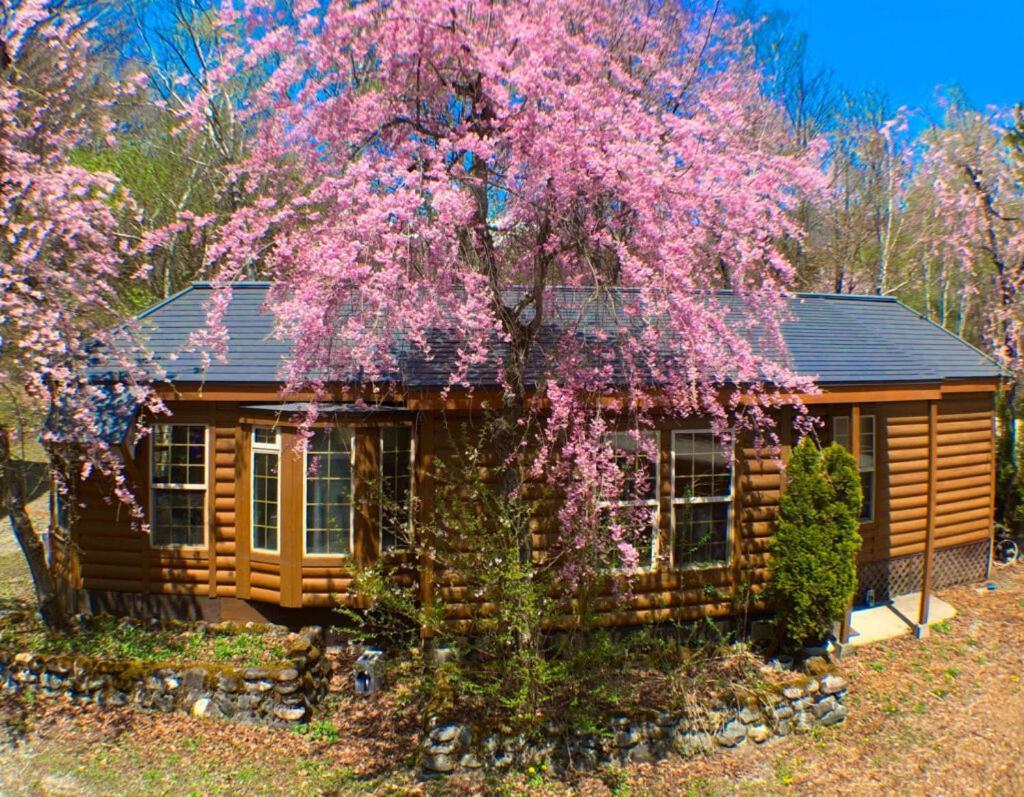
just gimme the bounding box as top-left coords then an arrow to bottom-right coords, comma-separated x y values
769,439 -> 862,647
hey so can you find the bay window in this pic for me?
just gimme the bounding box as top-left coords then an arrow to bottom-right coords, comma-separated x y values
150,424 -> 207,548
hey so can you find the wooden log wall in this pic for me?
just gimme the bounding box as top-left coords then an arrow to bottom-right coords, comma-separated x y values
66,389 -> 997,625
76,477 -> 147,594
933,395 -> 995,550
860,395 -> 995,562
880,401 -> 931,560
425,415 -> 784,628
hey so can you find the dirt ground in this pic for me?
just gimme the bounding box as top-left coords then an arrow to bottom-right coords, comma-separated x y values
1,522 -> 1023,796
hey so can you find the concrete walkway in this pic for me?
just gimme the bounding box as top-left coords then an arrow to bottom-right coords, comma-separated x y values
846,592 -> 957,647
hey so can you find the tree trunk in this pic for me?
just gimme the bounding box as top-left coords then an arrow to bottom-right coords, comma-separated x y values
0,426 -> 66,628
490,321 -> 532,566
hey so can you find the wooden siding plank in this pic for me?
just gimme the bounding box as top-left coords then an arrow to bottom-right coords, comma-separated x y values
353,428 -> 380,569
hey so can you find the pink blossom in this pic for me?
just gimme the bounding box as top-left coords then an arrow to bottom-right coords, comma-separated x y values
178,0 -> 823,582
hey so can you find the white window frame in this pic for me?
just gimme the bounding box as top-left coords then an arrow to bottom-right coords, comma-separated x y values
302,426 -> 356,558
598,430 -> 661,572
379,425 -> 415,554
149,423 -> 209,550
670,429 -> 735,570
251,426 -> 281,554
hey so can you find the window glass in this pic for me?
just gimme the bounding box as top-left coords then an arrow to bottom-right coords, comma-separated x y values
674,431 -> 731,499
151,489 -> 205,547
607,431 -> 658,501
859,416 -> 876,521
151,424 -> 206,547
832,416 -> 851,451
672,431 -> 732,567
674,501 -> 729,566
305,428 -> 353,555
381,427 -> 413,552
152,424 -> 206,486
253,426 -> 277,446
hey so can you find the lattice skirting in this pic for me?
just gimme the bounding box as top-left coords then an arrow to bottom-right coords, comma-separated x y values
856,540 -> 991,605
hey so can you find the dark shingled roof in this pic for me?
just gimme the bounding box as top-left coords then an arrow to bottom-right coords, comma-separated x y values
129,282 -> 1003,387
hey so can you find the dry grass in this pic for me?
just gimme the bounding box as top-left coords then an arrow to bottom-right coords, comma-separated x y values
1,544 -> 1023,795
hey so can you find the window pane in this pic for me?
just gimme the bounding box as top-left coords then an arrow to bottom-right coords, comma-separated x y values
253,426 -> 277,446
151,489 -> 204,547
381,426 -> 413,551
602,505 -> 658,570
860,472 -> 874,522
635,515 -> 656,569
305,427 -> 352,555
859,416 -> 875,470
672,430 -> 732,568
673,431 -> 731,501
833,417 -> 851,451
252,450 -> 279,551
607,431 -> 657,501
152,424 -> 205,486
674,501 -> 729,566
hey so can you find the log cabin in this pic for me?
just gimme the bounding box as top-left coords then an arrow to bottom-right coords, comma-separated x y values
52,283 -> 1005,633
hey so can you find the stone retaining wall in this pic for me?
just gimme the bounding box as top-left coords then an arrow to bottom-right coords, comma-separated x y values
0,625 -> 329,725
421,673 -> 849,776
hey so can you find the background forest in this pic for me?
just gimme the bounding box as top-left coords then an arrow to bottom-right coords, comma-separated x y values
23,0 -> 1019,371
4,0 -> 1024,526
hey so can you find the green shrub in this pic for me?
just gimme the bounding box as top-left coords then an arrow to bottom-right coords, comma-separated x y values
336,435 -> 563,728
769,439 -> 862,647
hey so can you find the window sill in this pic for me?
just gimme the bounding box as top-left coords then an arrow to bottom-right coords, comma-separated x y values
301,554 -> 352,567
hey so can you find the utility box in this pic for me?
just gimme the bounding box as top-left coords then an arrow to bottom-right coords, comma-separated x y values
354,649 -> 384,695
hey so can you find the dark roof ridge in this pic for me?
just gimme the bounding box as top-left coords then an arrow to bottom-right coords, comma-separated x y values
179,281 -> 899,303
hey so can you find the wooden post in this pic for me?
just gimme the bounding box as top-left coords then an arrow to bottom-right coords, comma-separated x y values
850,405 -> 862,482
837,596 -> 853,650
353,428 -> 380,569
279,428 -> 303,608
917,400 -> 939,638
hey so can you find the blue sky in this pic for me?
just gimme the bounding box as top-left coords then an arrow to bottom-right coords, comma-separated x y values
757,0 -> 1024,113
